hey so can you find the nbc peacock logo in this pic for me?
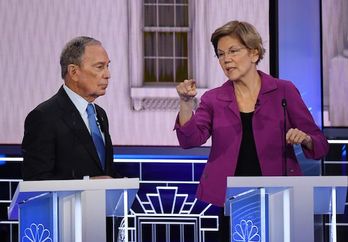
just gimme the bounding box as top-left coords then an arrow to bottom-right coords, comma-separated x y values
232,219 -> 260,242
22,223 -> 52,242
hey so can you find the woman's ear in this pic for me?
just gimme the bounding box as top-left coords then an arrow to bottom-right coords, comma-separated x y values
250,49 -> 259,63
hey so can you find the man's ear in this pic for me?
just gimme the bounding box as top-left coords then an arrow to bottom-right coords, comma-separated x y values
67,64 -> 79,81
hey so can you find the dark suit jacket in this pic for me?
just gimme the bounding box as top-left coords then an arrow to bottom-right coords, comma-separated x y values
22,86 -> 120,180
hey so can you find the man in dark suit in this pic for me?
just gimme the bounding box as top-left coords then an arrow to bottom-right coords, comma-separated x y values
22,36 -> 120,180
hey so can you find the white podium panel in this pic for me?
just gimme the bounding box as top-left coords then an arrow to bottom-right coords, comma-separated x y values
225,176 -> 348,242
8,178 -> 139,242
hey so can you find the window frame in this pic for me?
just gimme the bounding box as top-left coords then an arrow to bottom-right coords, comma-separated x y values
143,1 -> 191,85
129,0 -> 206,111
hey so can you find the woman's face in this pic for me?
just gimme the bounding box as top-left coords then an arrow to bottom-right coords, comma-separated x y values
216,35 -> 259,81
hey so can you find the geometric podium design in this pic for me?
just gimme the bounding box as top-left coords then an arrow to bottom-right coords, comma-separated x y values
8,178 -> 139,242
125,186 -> 218,242
225,176 -> 348,242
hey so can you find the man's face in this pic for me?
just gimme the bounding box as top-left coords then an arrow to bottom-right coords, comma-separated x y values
75,44 -> 110,102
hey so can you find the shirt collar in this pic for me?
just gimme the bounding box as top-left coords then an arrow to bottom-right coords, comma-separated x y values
63,84 -> 90,115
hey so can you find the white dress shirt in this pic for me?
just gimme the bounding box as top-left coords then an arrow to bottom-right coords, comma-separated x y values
63,84 -> 105,142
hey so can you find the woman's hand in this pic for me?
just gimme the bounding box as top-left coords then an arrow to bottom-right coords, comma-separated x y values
286,128 -> 313,150
176,79 -> 197,126
176,79 -> 197,101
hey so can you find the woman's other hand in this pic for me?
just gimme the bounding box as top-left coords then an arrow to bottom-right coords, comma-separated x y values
286,128 -> 313,150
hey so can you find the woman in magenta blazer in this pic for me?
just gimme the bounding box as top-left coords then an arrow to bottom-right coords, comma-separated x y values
174,20 -> 329,207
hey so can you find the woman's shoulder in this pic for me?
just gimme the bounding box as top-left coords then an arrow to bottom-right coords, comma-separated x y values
202,80 -> 232,98
259,70 -> 296,90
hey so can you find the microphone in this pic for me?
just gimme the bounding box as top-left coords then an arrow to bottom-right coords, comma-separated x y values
95,109 -> 106,132
96,117 -> 105,133
282,98 -> 287,176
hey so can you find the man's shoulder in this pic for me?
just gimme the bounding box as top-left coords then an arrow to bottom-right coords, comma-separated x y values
27,88 -> 67,120
34,91 -> 62,113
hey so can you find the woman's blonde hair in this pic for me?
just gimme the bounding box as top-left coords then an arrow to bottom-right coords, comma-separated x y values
211,20 -> 265,64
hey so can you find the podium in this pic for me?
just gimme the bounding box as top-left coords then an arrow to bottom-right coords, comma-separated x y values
225,176 -> 348,242
8,178 -> 139,242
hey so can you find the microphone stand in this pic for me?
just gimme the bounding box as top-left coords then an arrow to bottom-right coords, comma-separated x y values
282,99 -> 287,176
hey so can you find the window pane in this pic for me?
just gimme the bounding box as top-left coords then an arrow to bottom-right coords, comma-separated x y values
176,5 -> 188,27
159,0 -> 174,3
143,0 -> 190,84
176,59 -> 188,83
144,58 -> 157,83
158,32 -> 173,57
175,32 -> 187,57
144,32 -> 156,56
158,59 -> 174,83
144,5 -> 157,26
158,6 -> 174,27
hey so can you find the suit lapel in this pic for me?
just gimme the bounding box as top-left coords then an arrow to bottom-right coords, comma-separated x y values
255,71 -> 278,114
217,80 -> 240,119
216,72 -> 279,117
56,87 -> 103,169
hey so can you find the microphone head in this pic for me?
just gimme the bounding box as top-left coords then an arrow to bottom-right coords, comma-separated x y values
282,98 -> 287,107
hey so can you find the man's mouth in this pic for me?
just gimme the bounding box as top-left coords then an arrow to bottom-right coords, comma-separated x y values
99,83 -> 108,89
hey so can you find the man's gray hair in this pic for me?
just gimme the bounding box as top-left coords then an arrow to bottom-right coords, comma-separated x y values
60,36 -> 101,79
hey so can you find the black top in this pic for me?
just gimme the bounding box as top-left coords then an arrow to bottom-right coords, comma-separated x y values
235,112 -> 262,176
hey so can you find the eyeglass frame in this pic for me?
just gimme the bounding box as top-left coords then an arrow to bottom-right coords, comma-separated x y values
216,46 -> 247,60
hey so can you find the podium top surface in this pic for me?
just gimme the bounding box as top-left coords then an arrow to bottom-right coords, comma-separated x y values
225,176 -> 348,215
8,178 -> 139,220
227,176 -> 348,188
14,177 -> 139,193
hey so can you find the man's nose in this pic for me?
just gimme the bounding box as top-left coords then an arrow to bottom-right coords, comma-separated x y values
104,68 -> 111,79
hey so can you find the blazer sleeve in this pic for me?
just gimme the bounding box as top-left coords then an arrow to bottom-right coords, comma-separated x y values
174,92 -> 213,148
285,81 -> 329,159
21,109 -> 60,180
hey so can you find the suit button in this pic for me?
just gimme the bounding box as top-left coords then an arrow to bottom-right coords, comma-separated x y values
288,169 -> 294,173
